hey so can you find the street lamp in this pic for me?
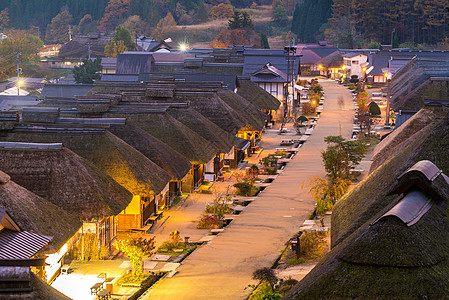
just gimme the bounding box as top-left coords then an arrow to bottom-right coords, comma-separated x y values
362,67 -> 367,83
384,72 -> 392,126
17,80 -> 24,95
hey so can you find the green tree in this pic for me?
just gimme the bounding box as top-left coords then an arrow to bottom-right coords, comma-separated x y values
272,2 -> 288,27
228,10 -> 253,29
113,25 -> 134,50
321,136 -> 368,182
113,237 -> 155,274
369,101 -> 381,116
46,10 -> 73,43
72,57 -> 103,84
0,29 -> 43,80
259,32 -> 270,49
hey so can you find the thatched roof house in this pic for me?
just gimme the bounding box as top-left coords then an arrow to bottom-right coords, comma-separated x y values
58,32 -> 113,59
2,127 -> 171,197
332,112 -> 449,249
108,111 -> 219,164
284,160 -> 449,299
317,50 -> 343,69
108,123 -> 192,180
236,79 -> 280,111
0,170 -> 81,254
370,106 -> 445,172
0,143 -> 133,218
284,161 -> 449,299
167,106 -> 235,153
216,89 -> 267,131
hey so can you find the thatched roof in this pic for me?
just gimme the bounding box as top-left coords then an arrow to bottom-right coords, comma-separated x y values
236,79 -> 280,111
173,85 -> 247,134
3,272 -> 71,299
370,106 -> 445,172
284,174 -> 449,298
217,89 -> 267,131
58,33 -> 113,58
108,123 -> 191,180
317,50 -> 343,68
108,112 -> 219,164
332,114 -> 449,249
167,107 -> 235,153
0,145 -> 133,218
3,129 -> 171,196
0,171 -> 81,254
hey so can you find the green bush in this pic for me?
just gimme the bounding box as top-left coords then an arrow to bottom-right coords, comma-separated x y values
233,180 -> 254,196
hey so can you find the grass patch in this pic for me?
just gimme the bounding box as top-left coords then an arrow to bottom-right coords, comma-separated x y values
127,273 -> 164,300
117,273 -> 149,286
171,193 -> 188,207
157,244 -> 196,256
287,257 -> 305,265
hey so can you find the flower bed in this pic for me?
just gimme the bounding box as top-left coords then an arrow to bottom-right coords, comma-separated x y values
197,215 -> 225,229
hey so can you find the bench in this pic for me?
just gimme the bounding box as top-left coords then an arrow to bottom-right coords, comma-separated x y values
97,289 -> 111,300
90,282 -> 103,295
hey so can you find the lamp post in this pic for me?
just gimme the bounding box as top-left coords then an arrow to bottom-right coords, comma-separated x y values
16,52 -> 22,95
362,67 -> 367,84
384,72 -> 392,126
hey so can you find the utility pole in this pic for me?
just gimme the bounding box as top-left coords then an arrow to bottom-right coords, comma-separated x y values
16,52 -> 22,96
87,43 -> 91,60
281,43 -> 296,133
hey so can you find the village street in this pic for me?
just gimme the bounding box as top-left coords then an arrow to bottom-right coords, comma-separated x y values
141,79 -> 355,299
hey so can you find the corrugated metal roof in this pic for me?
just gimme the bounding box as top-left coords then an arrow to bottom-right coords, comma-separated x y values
373,190 -> 432,227
41,84 -> 93,98
0,229 -> 52,259
235,137 -> 250,151
101,74 -> 140,82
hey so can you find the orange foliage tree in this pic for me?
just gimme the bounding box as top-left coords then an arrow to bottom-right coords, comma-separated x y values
209,4 -> 234,19
98,0 -> 130,32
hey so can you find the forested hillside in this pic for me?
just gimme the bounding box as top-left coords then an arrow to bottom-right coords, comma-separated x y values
0,0 -> 448,47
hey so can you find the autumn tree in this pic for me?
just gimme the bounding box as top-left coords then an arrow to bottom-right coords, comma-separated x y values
105,40 -> 127,57
303,176 -> 350,214
76,14 -> 97,35
209,4 -> 234,19
122,15 -> 148,38
45,10 -> 73,44
98,0 -> 130,32
72,57 -> 102,84
0,29 -> 43,80
152,12 -> 177,41
114,237 -> 155,275
0,8 -> 9,31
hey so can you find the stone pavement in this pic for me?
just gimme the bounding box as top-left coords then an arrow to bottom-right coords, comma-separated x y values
142,79 -> 355,300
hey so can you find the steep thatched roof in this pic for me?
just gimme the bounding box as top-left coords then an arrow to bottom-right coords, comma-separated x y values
0,171 -> 81,254
317,50 -> 343,68
370,106 -> 445,172
107,112 -> 219,164
0,145 -> 133,218
236,79 -> 280,111
108,123 -> 191,180
216,89 -> 266,131
332,114 -> 449,249
173,86 -> 247,134
284,166 -> 449,299
167,107 -> 235,153
3,129 -> 171,196
4,272 -> 71,299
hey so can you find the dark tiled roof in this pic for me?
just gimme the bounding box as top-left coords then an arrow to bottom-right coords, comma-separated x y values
116,52 -> 154,74
41,84 -> 93,98
243,51 -> 300,77
0,229 -> 52,259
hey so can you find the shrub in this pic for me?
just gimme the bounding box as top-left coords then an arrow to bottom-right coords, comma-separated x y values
253,268 -> 278,291
197,215 -> 224,229
287,257 -> 305,265
233,180 -> 254,196
299,232 -> 326,259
